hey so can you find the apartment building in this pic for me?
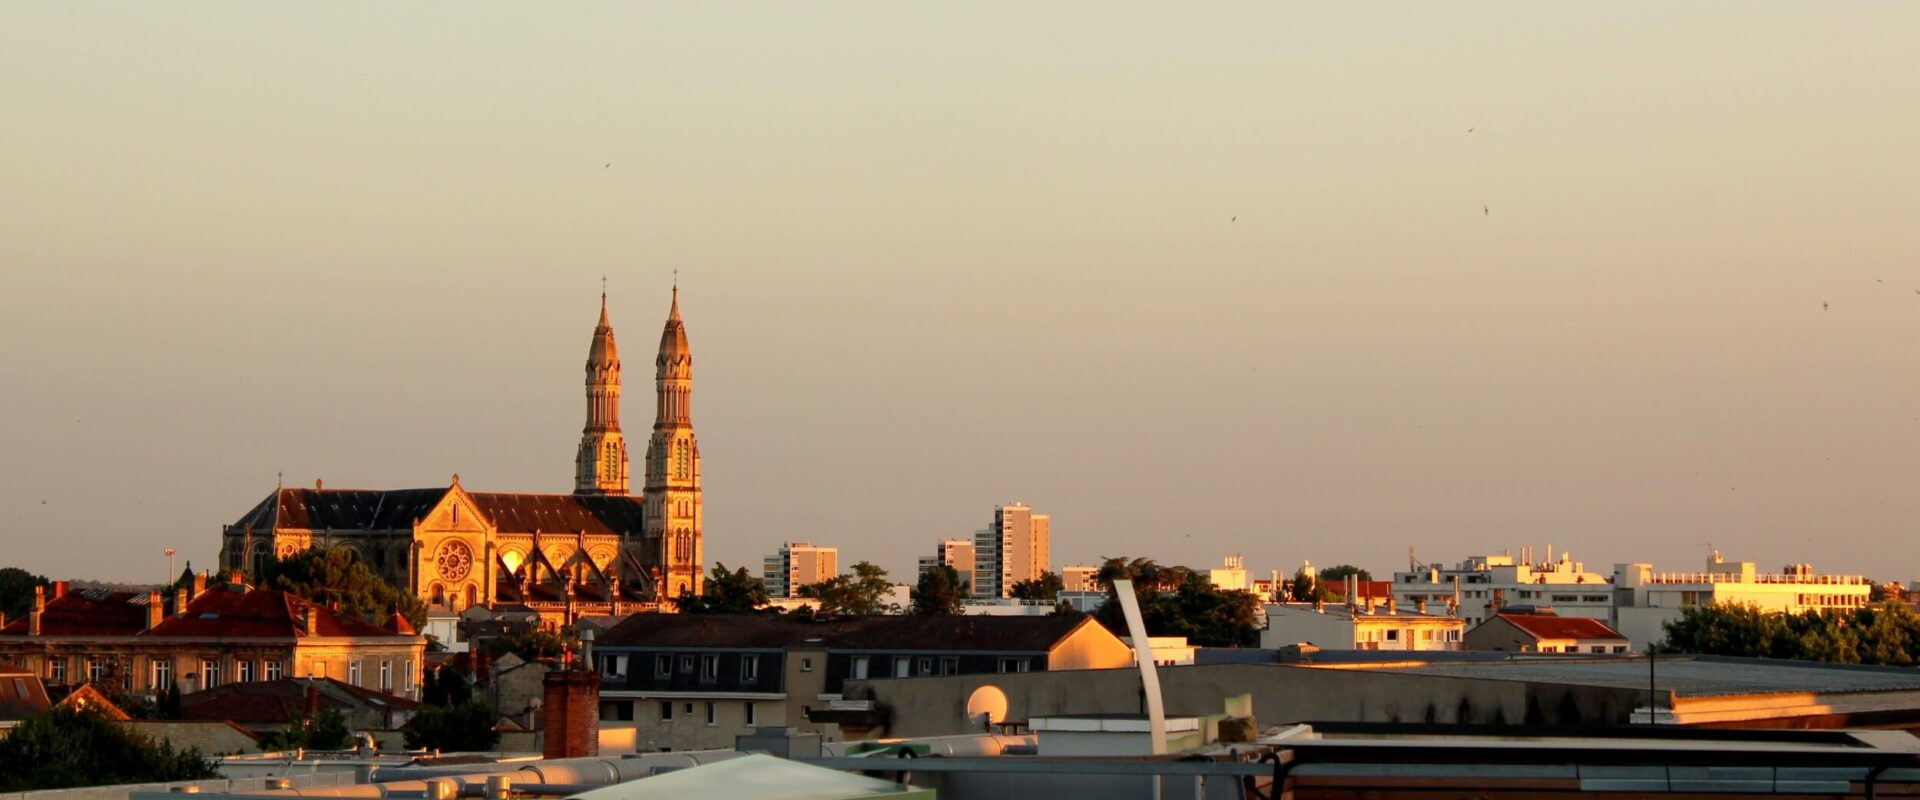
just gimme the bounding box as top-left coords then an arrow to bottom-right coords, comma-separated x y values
1612,554 -> 1872,649
972,503 -> 1049,599
1392,551 -> 1613,626
762,541 -> 839,598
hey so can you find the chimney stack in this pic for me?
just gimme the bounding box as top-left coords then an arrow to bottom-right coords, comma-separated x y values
542,668 -> 601,759
304,605 -> 319,636
147,591 -> 164,630
52,580 -> 68,600
1387,595 -> 1398,614
175,587 -> 190,616
29,586 -> 44,636
192,571 -> 208,600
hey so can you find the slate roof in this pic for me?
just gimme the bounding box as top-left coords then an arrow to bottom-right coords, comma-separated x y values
0,588 -> 149,637
229,487 -> 645,535
0,667 -> 51,721
1492,613 -> 1627,642
178,677 -> 419,724
599,613 -> 1100,653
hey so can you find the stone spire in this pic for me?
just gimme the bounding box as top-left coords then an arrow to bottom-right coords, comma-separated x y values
574,291 -> 629,495
643,282 -> 702,598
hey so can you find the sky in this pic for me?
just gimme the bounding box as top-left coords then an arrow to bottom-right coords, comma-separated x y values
3,3 -> 1919,587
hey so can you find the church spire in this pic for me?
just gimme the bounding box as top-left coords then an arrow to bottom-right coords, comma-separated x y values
644,281 -> 702,599
575,290 -> 628,495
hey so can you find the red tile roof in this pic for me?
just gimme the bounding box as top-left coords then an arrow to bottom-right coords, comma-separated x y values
0,584 -> 414,641
1495,613 -> 1626,642
0,588 -> 148,637
178,678 -> 419,724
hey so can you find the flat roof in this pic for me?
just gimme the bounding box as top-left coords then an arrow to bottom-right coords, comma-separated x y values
1357,655 -> 1920,698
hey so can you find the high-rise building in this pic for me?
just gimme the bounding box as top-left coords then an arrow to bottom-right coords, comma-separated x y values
918,539 -> 976,594
1060,564 -> 1099,593
973,504 -> 1049,599
763,542 -> 839,598
641,286 -> 704,599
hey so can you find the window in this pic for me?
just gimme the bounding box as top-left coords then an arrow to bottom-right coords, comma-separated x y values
684,703 -> 693,714
404,659 -> 414,691
87,657 -> 106,684
657,655 -> 673,677
1589,646 -> 1606,654
918,658 -> 933,674
851,656 -> 869,679
741,655 -> 760,682
997,658 -> 1028,674
349,660 -> 361,687
1447,630 -> 1461,642
660,701 -> 673,720
700,655 -> 719,682
746,702 -> 757,726
203,659 -> 221,689
150,659 -> 172,690
800,657 -> 813,672
1612,646 -> 1628,654
705,702 -> 716,726
894,657 -> 911,676
380,660 -> 392,691
679,656 -> 694,673
265,660 -> 284,680
1385,630 -> 1400,641
237,660 -> 254,683
941,657 -> 957,675
47,658 -> 66,684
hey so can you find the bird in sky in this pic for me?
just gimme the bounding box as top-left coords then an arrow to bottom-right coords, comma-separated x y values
1823,301 -> 1830,310
1483,205 -> 1489,216
1231,216 -> 1237,222
1468,126 -> 1475,133
604,162 -> 611,169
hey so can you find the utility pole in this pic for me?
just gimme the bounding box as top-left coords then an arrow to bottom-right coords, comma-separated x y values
164,548 -> 176,586
1648,650 -> 1658,725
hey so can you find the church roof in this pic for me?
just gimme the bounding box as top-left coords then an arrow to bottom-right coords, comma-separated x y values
229,486 -> 644,535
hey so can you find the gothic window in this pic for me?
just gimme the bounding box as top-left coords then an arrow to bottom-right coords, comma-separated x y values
602,442 -> 620,482
674,440 -> 691,479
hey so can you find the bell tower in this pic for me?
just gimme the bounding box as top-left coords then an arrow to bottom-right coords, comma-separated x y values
643,284 -> 703,598
574,292 -> 629,495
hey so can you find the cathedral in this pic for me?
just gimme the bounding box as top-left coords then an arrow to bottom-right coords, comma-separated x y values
218,288 -> 705,619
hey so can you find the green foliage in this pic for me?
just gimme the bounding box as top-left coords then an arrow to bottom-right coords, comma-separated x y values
1011,571 -> 1064,602
911,565 -> 966,616
157,680 -> 184,719
256,547 -> 427,629
798,561 -> 896,615
0,707 -> 219,791
422,665 -> 473,707
1286,567 -> 1333,601
488,629 -> 574,663
256,707 -> 352,752
674,563 -> 770,613
1093,560 -> 1260,647
1317,564 -> 1372,583
0,567 -> 52,620
1657,601 -> 1920,666
404,701 -> 499,752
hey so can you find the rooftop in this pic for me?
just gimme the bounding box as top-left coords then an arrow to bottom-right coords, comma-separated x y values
598,613 -> 1101,653
1359,655 -> 1920,698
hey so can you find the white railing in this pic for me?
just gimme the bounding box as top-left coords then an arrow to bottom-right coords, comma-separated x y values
1645,572 -> 1869,586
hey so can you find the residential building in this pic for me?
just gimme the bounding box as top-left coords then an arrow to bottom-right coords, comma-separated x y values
216,287 -> 704,621
763,542 -> 840,598
1612,554 -> 1872,649
178,677 -> 422,733
1467,611 -> 1632,654
0,665 -> 51,736
917,539 -> 976,593
1261,599 -> 1465,652
1208,556 -> 1248,592
1121,636 -> 1197,666
593,613 -> 1131,751
0,576 -> 426,700
1060,565 -> 1098,593
1391,550 -> 1613,626
972,504 -> 1049,599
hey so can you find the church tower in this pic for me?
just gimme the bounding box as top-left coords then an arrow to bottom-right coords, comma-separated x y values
574,292 -> 629,495
644,285 -> 704,598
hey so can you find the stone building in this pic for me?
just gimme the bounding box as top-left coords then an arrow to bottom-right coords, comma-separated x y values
216,288 -> 706,622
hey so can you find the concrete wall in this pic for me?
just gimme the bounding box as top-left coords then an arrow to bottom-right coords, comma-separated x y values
124,721 -> 260,756
847,663 -> 1644,739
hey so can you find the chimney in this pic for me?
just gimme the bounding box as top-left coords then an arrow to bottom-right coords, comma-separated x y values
175,587 -> 190,616
542,668 -> 601,759
1415,596 -> 1428,614
192,571 -> 208,599
29,586 -> 44,636
52,580 -> 69,600
147,591 -> 164,630
304,606 -> 319,636
1387,595 -> 1398,615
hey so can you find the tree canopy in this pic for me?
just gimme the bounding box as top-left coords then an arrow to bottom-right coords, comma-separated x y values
1092,557 -> 1261,647
910,565 -> 966,616
486,629 -> 574,663
255,547 -> 427,629
1657,601 -> 1920,665
1317,564 -> 1372,583
1011,570 -> 1064,602
0,567 -> 51,620
798,561 -> 896,615
674,563 -> 770,614
0,707 -> 218,791
405,701 -> 499,752
256,707 -> 352,752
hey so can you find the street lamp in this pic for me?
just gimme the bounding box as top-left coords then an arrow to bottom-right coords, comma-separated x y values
164,548 -> 176,585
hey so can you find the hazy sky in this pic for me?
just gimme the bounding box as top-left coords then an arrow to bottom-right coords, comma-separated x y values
4,4 -> 1919,587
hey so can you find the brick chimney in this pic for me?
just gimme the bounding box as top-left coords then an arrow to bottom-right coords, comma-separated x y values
29,585 -> 44,636
175,587 -> 190,616
52,580 -> 69,600
147,591 -> 164,630
192,571 -> 208,600
541,669 -> 600,759
304,605 -> 319,636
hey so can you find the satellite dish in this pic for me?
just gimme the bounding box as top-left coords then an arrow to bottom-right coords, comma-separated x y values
965,685 -> 1009,727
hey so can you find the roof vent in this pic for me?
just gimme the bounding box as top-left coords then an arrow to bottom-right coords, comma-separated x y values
199,613 -> 220,620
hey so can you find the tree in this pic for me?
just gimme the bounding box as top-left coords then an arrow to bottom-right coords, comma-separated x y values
422,665 -> 473,707
404,701 -> 500,752
798,562 -> 895,615
257,547 -> 427,629
256,707 -> 352,752
488,629 -> 573,663
1011,571 -> 1065,602
1091,559 -> 1261,648
0,567 -> 51,620
1317,564 -> 1372,584
674,563 -> 770,614
1286,566 -> 1327,601
1656,601 -> 1920,666
0,707 -> 218,791
911,566 -> 966,616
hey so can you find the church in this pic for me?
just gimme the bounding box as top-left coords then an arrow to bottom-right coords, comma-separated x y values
217,288 -> 705,620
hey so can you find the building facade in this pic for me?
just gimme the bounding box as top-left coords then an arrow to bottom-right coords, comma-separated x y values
0,577 -> 425,700
1466,612 -> 1631,655
216,288 -> 705,618
1060,565 -> 1098,594
1261,601 -> 1465,652
763,542 -> 839,598
1392,551 -> 1613,626
1612,554 -> 1872,649
972,504 -> 1049,599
